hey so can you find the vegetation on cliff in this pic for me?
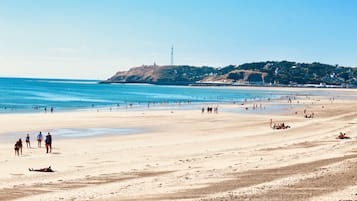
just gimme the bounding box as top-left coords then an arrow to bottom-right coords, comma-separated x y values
103,61 -> 357,87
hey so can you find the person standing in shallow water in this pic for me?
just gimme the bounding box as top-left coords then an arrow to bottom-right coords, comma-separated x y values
37,131 -> 43,148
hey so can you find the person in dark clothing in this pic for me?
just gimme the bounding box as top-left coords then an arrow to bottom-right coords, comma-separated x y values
45,132 -> 52,153
29,166 -> 54,172
14,142 -> 20,156
18,138 -> 23,155
25,134 -> 31,148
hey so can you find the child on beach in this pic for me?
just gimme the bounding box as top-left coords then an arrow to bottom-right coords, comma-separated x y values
25,134 -> 31,148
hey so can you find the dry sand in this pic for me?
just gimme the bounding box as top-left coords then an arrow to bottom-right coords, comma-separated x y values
0,88 -> 357,201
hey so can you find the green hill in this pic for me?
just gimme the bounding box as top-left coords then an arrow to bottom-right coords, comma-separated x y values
102,61 -> 357,87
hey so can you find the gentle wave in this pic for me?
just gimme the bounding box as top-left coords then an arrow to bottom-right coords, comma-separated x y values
0,77 -> 298,113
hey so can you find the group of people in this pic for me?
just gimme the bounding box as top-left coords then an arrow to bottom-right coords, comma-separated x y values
304,113 -> 315,118
202,106 -> 218,113
271,122 -> 290,130
38,131 -> 53,153
14,139 -> 22,156
303,109 -> 315,119
14,131 -> 53,156
270,119 -> 291,130
44,107 -> 54,113
31,106 -> 54,113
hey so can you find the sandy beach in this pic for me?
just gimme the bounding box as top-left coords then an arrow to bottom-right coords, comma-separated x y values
1,88 -> 357,201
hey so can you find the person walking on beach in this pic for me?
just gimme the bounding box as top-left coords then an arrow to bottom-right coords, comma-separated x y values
37,131 -> 43,148
45,132 -> 52,153
25,134 -> 31,148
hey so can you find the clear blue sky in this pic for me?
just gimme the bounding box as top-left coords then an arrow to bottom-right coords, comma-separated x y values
0,0 -> 356,79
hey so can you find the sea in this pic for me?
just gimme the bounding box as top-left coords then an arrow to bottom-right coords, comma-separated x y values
1,77 -> 316,139
0,77 -> 294,114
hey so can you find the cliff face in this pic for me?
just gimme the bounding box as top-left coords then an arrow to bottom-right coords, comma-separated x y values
102,62 -> 357,86
104,65 -> 220,85
108,65 -> 158,83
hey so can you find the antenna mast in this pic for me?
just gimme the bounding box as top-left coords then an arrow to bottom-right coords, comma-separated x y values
170,45 -> 174,65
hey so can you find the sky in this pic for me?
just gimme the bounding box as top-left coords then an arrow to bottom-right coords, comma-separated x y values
0,0 -> 357,79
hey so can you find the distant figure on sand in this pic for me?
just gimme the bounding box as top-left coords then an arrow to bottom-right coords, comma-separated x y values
337,132 -> 350,139
214,106 -> 218,113
18,138 -> 23,155
45,132 -> 52,153
304,112 -> 314,118
25,134 -> 31,148
270,119 -> 273,128
270,119 -> 290,130
29,166 -> 54,172
14,141 -> 20,156
37,131 -> 43,148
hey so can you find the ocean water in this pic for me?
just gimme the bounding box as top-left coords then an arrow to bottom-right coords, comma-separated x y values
0,77 -> 292,113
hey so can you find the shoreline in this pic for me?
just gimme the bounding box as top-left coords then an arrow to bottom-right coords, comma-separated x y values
0,95 -> 301,136
1,84 -> 352,115
0,88 -> 351,137
101,81 -> 357,90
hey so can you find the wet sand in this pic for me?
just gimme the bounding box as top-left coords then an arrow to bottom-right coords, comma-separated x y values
0,88 -> 356,201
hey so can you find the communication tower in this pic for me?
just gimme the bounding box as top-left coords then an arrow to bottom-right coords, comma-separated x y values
171,45 -> 174,65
